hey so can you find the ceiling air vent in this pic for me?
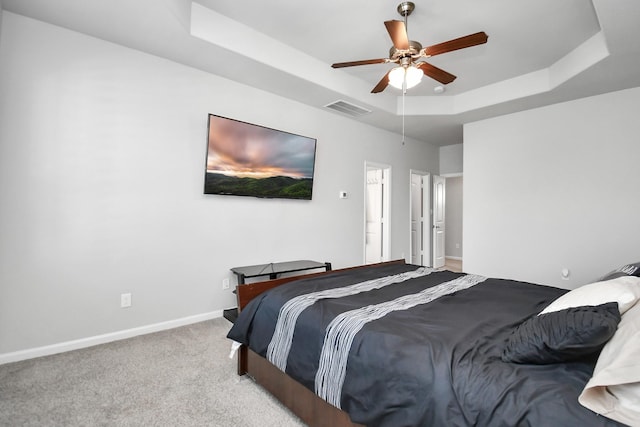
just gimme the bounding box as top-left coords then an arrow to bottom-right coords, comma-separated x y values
324,100 -> 372,118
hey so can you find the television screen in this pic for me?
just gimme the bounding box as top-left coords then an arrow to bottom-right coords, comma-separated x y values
204,114 -> 317,200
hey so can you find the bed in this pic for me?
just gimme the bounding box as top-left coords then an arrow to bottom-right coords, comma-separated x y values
227,260 -> 640,426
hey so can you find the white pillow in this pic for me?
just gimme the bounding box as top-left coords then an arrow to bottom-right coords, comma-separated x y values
539,276 -> 640,316
579,301 -> 640,426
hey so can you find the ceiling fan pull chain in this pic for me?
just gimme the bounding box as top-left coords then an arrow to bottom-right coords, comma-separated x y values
402,81 -> 406,145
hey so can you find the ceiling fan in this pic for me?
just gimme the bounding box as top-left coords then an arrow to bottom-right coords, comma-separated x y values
332,2 -> 488,93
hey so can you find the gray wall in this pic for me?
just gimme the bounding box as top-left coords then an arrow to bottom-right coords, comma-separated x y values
0,12 -> 439,355
445,176 -> 463,259
464,87 -> 640,289
439,144 -> 464,260
439,144 -> 463,176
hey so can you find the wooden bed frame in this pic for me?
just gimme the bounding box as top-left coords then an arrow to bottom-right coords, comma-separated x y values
234,260 -> 406,427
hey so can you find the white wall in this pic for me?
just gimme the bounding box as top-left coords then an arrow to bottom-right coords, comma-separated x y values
0,13 -> 439,356
464,87 -> 640,289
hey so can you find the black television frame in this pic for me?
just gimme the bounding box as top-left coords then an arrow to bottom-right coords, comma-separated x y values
203,114 -> 317,200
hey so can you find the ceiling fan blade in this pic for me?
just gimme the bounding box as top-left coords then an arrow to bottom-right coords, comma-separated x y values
384,20 -> 410,50
371,70 -> 392,93
423,31 -> 488,57
332,58 -> 389,68
415,62 -> 457,84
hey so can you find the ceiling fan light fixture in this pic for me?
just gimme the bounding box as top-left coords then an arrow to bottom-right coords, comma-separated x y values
389,65 -> 423,90
405,65 -> 423,88
388,66 -> 405,89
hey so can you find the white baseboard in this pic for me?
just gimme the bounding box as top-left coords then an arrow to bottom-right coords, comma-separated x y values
445,256 -> 463,261
0,310 -> 223,365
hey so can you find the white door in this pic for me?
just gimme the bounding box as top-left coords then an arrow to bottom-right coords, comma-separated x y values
365,168 -> 383,264
432,175 -> 446,268
365,164 -> 390,264
410,173 -> 421,265
410,172 -> 431,266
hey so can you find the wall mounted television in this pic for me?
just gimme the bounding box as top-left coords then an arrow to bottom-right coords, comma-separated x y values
204,114 -> 317,200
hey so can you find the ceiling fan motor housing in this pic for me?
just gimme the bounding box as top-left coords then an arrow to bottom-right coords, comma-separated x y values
389,40 -> 423,61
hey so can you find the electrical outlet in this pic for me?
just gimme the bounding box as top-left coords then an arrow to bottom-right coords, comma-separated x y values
120,293 -> 132,308
222,278 -> 230,290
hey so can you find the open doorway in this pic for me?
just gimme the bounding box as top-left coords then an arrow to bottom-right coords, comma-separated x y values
443,175 -> 463,272
364,162 -> 391,264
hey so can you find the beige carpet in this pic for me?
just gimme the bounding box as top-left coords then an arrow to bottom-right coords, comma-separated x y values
0,318 -> 304,426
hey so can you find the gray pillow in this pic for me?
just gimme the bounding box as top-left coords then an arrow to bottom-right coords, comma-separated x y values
502,302 -> 621,364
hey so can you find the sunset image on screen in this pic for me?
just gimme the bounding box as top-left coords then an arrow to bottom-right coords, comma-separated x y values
204,115 -> 316,199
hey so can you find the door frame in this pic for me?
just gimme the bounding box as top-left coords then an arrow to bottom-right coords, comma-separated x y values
364,161 -> 391,264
